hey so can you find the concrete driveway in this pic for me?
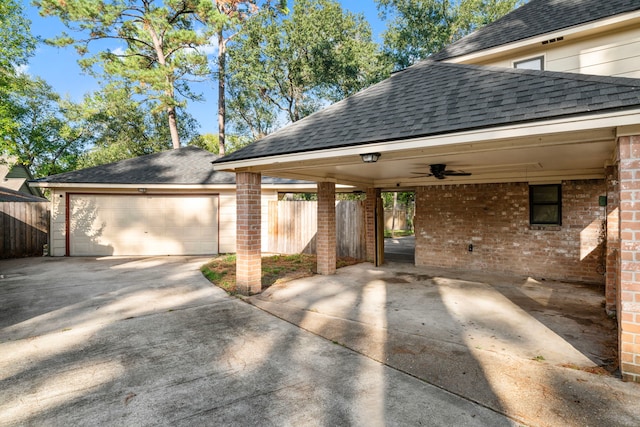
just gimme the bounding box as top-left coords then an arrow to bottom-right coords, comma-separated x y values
250,262 -> 640,427
1,256 -> 514,426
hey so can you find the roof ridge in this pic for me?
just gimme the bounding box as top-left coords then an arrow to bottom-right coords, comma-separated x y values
35,146 -> 213,182
432,0 -> 640,61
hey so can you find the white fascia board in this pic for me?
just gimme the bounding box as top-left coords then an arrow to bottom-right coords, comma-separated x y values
27,182 -> 235,190
262,183 -> 317,190
213,109 -> 640,171
446,11 -> 640,64
29,181 -> 322,191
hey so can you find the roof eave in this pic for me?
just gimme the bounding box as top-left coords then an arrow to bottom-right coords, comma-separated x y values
28,182 -> 235,189
212,108 -> 640,172
442,9 -> 640,64
28,181 -> 320,191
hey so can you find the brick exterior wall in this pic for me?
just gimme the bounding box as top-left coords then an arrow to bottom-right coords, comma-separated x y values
618,135 -> 640,382
414,180 -> 606,284
365,188 -> 380,263
605,165 -> 619,315
317,182 -> 336,275
236,172 -> 262,295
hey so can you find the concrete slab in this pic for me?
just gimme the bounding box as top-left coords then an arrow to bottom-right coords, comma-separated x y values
250,262 -> 640,427
384,236 -> 415,263
0,257 -> 514,426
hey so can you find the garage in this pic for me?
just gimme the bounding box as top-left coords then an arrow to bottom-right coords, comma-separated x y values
30,146 -> 315,257
68,194 -> 218,256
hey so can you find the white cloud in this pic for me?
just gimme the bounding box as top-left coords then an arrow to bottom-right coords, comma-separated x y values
199,34 -> 219,55
191,31 -> 218,56
14,64 -> 30,75
111,47 -> 126,56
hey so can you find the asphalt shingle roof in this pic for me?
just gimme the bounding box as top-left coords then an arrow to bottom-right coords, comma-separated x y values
214,61 -> 640,164
431,0 -> 640,61
0,187 -> 48,202
35,146 -> 305,185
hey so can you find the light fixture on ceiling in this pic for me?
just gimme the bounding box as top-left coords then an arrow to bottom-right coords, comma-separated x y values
360,152 -> 381,163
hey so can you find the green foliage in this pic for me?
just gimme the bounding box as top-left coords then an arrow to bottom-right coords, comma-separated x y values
0,1 -> 82,177
382,191 -> 414,209
69,84 -> 200,168
0,0 -> 36,75
2,76 -> 85,177
337,193 -> 367,201
377,0 -> 523,69
183,1 -> 288,155
0,0 -> 37,140
226,0 -> 391,140
190,133 -> 220,154
35,0 -> 217,149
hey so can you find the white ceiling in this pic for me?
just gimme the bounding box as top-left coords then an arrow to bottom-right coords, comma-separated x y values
241,127 -> 618,191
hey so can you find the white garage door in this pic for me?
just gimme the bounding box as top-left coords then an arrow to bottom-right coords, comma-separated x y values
69,194 -> 218,256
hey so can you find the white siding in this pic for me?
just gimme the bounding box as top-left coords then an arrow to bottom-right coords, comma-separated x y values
473,25 -> 640,78
50,189 -> 67,257
218,191 -> 237,253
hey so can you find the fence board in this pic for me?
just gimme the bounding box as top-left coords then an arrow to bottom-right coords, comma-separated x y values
268,200 -> 365,259
0,202 -> 49,258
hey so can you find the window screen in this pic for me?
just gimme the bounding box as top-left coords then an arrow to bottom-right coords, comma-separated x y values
514,56 -> 544,70
530,184 -> 561,225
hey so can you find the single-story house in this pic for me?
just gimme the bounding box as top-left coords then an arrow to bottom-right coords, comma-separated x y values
1,157 -> 44,198
30,146 -> 316,257
211,0 -> 640,382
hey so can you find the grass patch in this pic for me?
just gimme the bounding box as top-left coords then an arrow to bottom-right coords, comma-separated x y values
201,253 -> 362,295
559,362 -> 611,376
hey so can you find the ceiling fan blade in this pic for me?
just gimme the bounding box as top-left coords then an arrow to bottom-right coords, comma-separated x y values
413,164 -> 472,179
443,171 -> 472,176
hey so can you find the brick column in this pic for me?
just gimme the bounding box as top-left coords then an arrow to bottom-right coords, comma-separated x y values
236,172 -> 262,295
617,135 -> 640,382
365,187 -> 380,263
317,181 -> 336,275
605,165 -> 619,315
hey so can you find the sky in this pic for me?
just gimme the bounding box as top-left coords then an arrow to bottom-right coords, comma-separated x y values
22,1 -> 387,137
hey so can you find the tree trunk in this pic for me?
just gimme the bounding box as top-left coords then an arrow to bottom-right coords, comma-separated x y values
147,25 -> 181,149
391,191 -> 398,237
218,29 -> 226,156
167,105 -> 180,149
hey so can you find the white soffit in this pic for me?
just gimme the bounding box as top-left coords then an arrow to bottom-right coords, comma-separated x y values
213,109 -> 639,172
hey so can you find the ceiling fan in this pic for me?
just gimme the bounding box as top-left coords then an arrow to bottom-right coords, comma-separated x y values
412,164 -> 472,180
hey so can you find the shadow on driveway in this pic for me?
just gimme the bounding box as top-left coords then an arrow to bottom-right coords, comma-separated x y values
0,256 -> 514,426
249,262 -> 640,427
384,235 -> 415,263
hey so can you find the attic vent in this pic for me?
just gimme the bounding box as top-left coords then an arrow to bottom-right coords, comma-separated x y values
542,36 -> 564,45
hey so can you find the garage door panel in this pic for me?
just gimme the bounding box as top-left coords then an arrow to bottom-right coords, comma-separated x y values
69,195 -> 218,256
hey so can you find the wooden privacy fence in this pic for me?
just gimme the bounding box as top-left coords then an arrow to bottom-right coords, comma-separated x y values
268,200 -> 366,259
0,202 -> 49,258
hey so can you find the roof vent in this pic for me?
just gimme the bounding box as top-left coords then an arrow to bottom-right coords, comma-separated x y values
542,36 -> 564,45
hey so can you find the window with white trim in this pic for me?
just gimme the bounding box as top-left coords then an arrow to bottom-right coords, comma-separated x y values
514,56 -> 544,70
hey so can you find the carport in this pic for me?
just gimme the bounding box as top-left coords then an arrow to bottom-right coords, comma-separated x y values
248,261 -> 639,426
212,61 -> 640,381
